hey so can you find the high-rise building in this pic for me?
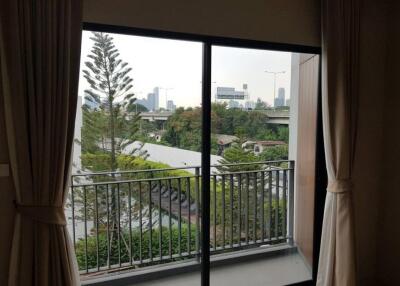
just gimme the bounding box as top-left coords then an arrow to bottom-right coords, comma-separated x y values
147,93 -> 156,111
153,87 -> 160,109
135,87 -> 161,111
147,87 -> 160,111
274,87 -> 286,107
167,100 -> 176,111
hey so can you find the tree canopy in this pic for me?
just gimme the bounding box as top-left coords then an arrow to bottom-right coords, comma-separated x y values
162,103 -> 289,154
82,32 -> 145,171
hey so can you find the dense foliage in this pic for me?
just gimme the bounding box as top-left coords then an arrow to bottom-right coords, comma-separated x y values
259,145 -> 289,161
162,103 -> 289,156
75,198 -> 286,271
162,107 -> 202,151
254,97 -> 271,110
215,143 -> 259,173
75,225 -> 196,270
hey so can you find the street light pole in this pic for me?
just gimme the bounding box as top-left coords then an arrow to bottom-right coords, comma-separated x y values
165,87 -> 173,108
264,70 -> 285,107
159,87 -> 173,110
200,81 -> 217,102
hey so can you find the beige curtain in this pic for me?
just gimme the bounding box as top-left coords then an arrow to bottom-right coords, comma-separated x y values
0,0 -> 82,285
317,0 -> 360,285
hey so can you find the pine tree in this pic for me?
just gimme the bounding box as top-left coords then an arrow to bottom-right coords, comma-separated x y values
81,105 -> 108,154
82,32 -> 147,261
216,141 -> 259,173
83,32 -> 146,168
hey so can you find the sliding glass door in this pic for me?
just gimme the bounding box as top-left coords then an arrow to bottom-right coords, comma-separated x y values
70,24 -> 321,286
72,30 -> 204,285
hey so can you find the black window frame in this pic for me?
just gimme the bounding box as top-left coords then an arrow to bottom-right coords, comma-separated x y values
81,22 -> 326,286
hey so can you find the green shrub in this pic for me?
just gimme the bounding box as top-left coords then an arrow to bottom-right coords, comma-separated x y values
75,224 -> 197,270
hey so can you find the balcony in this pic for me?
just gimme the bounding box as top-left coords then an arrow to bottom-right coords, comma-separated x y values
67,160 -> 309,285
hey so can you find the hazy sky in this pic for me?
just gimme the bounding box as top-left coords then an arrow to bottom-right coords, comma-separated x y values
78,30 -> 292,108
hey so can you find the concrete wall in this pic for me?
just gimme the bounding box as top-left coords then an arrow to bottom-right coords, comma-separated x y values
83,0 -> 321,47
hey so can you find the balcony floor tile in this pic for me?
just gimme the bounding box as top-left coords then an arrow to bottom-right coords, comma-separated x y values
130,252 -> 311,286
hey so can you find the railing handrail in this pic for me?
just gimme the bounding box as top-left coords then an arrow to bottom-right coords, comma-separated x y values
70,167 -> 293,187
71,174 -> 198,187
71,160 -> 293,178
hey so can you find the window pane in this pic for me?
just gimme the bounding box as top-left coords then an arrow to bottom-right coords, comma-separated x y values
210,45 -> 318,285
69,31 -> 202,285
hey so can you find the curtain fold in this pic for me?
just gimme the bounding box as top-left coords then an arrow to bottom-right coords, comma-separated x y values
0,0 -> 82,285
317,0 -> 360,285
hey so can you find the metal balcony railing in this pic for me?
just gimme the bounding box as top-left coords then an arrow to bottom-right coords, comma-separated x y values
67,160 -> 294,276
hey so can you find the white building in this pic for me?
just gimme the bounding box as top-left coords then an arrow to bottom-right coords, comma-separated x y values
242,140 -> 287,155
72,96 -> 82,172
123,142 -> 222,174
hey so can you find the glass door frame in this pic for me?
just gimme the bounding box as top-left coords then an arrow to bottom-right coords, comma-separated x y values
82,22 -> 322,286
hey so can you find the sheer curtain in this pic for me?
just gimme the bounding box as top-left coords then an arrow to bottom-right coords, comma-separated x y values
317,0 -> 360,285
0,0 -> 82,285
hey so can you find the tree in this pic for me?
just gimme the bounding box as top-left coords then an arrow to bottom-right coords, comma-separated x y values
277,126 -> 289,143
163,107 -> 202,151
243,111 -> 268,139
259,145 -> 288,161
81,105 -> 108,153
127,103 -> 149,113
82,32 -> 147,261
162,103 -> 288,154
216,142 -> 259,173
254,98 -> 270,110
83,32 -> 145,170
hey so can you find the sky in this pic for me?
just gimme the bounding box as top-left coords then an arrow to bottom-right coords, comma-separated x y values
78,30 -> 293,108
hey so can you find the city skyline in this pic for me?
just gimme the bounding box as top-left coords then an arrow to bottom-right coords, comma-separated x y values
78,31 -> 292,108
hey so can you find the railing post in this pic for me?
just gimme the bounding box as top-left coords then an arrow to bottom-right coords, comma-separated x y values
288,160 -> 295,245
195,167 -> 200,262
83,186 -> 88,273
70,176 -> 76,251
